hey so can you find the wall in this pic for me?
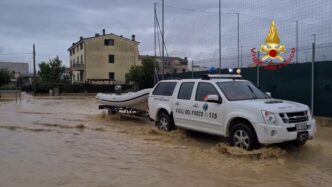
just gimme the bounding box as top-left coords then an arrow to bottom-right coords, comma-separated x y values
85,35 -> 139,84
0,62 -> 29,75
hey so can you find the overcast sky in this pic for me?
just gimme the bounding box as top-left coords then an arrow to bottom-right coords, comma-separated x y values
0,0 -> 331,70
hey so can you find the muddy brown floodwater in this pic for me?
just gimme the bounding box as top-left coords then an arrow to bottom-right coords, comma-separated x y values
1,94 -> 332,187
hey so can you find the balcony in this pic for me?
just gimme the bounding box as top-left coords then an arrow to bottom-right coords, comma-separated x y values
72,63 -> 84,71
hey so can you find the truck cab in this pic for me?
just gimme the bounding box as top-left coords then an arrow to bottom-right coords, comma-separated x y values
148,74 -> 316,150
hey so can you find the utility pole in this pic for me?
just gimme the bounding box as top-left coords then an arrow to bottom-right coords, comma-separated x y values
154,2 -> 157,57
296,20 -> 299,63
161,0 -> 165,80
33,44 -> 36,96
311,34 -> 316,115
191,60 -> 194,78
218,0 -> 221,74
240,45 -> 243,68
154,2 -> 157,84
237,13 -> 240,68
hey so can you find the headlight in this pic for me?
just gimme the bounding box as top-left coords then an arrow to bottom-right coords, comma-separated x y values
307,110 -> 313,120
262,110 -> 277,125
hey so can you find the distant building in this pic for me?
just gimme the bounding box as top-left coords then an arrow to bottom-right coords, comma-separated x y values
139,55 -> 189,74
190,65 -> 209,72
68,29 -> 140,84
0,62 -> 29,78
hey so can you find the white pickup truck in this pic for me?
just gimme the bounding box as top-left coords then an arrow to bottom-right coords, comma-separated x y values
148,74 -> 316,150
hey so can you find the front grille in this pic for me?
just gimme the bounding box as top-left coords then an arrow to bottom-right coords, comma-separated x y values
279,111 -> 308,124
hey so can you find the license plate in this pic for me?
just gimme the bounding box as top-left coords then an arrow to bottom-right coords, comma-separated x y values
296,123 -> 308,130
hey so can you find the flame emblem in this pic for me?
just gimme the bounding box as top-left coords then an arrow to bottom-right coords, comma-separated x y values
260,21 -> 286,62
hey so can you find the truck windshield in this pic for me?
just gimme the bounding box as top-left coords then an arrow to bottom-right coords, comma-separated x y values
217,81 -> 270,101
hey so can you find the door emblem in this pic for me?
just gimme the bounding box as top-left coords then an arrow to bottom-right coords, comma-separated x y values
203,103 -> 208,111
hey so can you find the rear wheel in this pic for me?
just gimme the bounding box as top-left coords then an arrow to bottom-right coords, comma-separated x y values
157,112 -> 173,131
230,123 -> 258,151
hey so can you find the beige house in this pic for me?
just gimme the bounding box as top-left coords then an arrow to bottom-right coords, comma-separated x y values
139,55 -> 189,74
68,29 -> 139,84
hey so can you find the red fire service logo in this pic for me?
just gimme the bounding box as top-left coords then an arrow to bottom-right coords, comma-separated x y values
251,21 -> 296,70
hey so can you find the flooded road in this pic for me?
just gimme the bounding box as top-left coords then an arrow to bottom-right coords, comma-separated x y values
1,95 -> 332,187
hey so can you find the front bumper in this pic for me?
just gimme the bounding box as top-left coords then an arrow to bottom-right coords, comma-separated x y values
254,119 -> 316,144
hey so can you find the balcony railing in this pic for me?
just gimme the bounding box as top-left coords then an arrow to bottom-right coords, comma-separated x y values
72,63 -> 84,71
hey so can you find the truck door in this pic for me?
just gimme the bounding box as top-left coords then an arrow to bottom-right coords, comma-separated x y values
172,82 -> 196,128
191,82 -> 224,134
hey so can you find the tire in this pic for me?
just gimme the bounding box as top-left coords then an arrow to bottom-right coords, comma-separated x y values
156,111 -> 173,131
289,131 -> 308,147
290,140 -> 307,147
230,123 -> 258,151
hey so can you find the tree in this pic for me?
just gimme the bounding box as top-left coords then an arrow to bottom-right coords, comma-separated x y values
126,57 -> 158,90
126,65 -> 144,90
0,68 -> 11,87
38,56 -> 65,82
141,57 -> 158,88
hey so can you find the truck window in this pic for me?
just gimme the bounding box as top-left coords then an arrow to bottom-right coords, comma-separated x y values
177,82 -> 194,100
152,82 -> 177,96
217,81 -> 269,101
195,83 -> 220,101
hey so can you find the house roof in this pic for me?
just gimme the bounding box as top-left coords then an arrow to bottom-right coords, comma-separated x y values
68,33 -> 139,51
139,55 -> 188,65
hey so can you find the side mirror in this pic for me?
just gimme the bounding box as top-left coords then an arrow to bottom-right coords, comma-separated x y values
206,94 -> 222,104
265,92 -> 271,97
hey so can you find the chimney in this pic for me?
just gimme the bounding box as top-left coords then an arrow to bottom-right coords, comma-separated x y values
80,36 -> 83,40
72,43 -> 75,46
95,33 -> 100,37
132,34 -> 135,41
102,29 -> 105,36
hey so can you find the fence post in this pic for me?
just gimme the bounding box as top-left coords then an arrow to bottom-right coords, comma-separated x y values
311,35 -> 316,115
257,51 -> 260,87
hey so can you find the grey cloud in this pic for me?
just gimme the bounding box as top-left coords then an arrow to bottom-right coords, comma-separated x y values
0,0 -> 331,69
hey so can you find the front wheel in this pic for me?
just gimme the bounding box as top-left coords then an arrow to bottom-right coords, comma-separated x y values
290,131 -> 309,146
157,112 -> 173,131
230,123 -> 258,151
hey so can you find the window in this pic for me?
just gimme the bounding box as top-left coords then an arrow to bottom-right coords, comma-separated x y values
109,72 -> 115,80
104,39 -> 114,46
152,82 -> 177,96
195,83 -> 220,101
177,82 -> 194,100
109,55 -> 115,63
174,69 -> 177,73
80,43 -> 83,50
70,50 -> 72,56
73,59 -> 75,64
81,55 -> 83,64
77,57 -> 79,64
72,48 -> 75,54
76,45 -> 79,52
70,60 -> 72,67
182,69 -> 186,73
217,81 -> 269,101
